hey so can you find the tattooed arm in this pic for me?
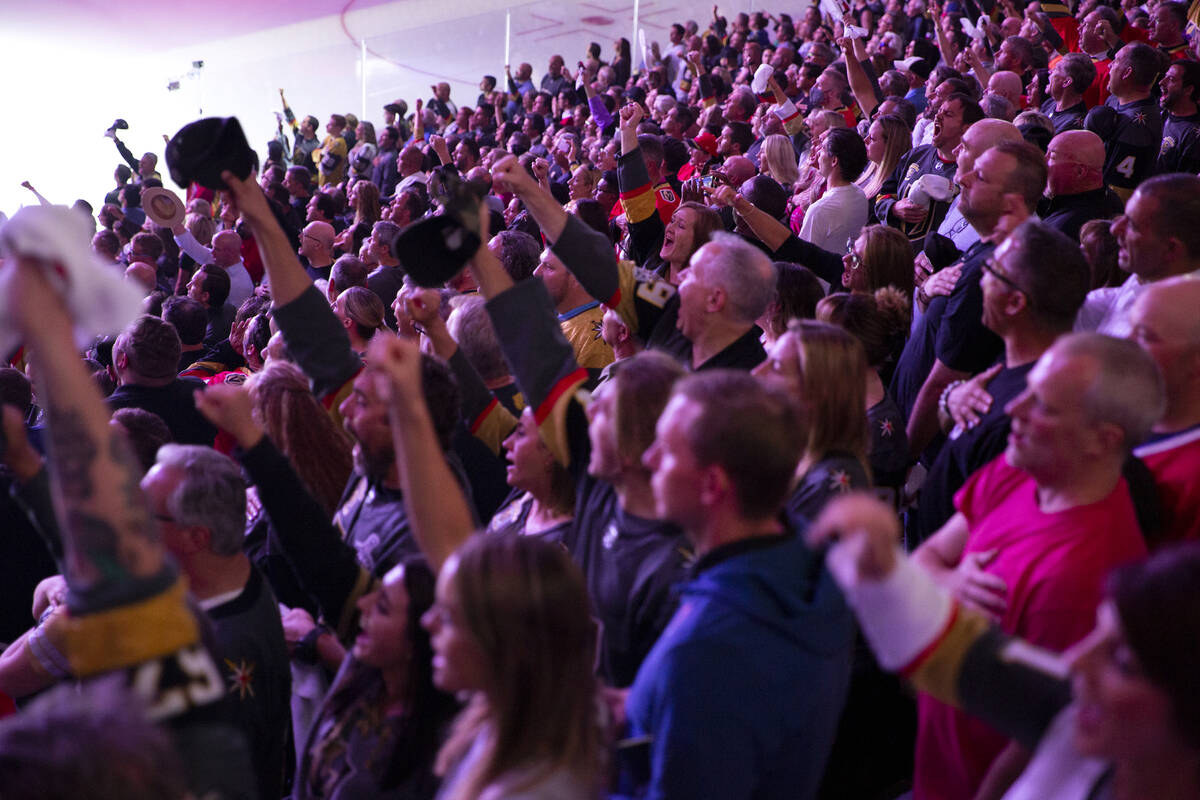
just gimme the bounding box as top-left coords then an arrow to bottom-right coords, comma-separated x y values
5,257 -> 167,607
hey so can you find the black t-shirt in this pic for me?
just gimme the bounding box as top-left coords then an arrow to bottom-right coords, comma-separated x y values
204,304 -> 236,349
107,378 -> 216,445
1040,98 -> 1087,134
1157,111 -> 1200,175
786,453 -> 871,523
868,393 -> 910,504
567,476 -> 692,688
366,265 -> 404,330
891,293 -> 947,423
1089,96 -> 1163,193
306,263 -> 333,283
642,294 -> 767,371
0,471 -> 58,644
915,360 -> 1034,544
208,568 -> 293,800
451,421 -> 508,524
486,489 -> 571,547
936,243 -> 1003,375
889,240 -> 997,463
1038,188 -> 1123,241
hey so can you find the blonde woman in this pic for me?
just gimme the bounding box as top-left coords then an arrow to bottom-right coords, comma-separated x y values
754,320 -> 871,520
366,333 -> 611,800
427,536 -> 603,799
333,286 -> 386,355
567,165 -> 601,202
759,133 -> 800,190
857,114 -> 912,208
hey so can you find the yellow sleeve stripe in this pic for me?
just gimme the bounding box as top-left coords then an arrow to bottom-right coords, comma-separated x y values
53,580 -> 200,677
620,185 -> 659,225
903,603 -> 992,708
469,399 -> 518,457
535,368 -> 590,467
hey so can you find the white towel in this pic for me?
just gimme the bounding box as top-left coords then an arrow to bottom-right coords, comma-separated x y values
0,205 -> 146,357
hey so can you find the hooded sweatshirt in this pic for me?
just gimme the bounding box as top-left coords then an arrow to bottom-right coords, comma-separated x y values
625,527 -> 856,800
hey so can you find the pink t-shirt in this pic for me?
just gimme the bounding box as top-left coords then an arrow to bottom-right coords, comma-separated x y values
914,456 -> 1147,800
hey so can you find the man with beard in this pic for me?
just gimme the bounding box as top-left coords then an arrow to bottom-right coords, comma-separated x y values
892,141 -> 1047,462
876,93 -> 984,250
220,170 -> 466,579
534,248 -> 615,371
1039,130 -> 1123,239
915,221 -> 1092,544
1156,60 -> 1200,174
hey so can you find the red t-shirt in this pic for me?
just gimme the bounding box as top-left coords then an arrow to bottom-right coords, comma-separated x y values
1135,426 -> 1200,544
913,456 -> 1147,800
1084,58 -> 1113,109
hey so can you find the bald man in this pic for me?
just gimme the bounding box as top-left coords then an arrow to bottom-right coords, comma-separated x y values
931,119 -> 1024,254
1039,130 -> 1122,240
395,145 -> 428,195
1130,277 -> 1200,542
124,261 -> 158,293
717,154 -> 758,189
299,221 -> 336,281
173,222 -> 255,309
985,71 -> 1024,112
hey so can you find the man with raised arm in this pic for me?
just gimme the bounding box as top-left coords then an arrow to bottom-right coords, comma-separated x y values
496,134 -> 772,371
219,169 -> 466,579
0,213 -> 254,799
386,168 -> 693,688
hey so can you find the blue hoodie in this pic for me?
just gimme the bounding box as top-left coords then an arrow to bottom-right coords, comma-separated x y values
625,530 -> 855,800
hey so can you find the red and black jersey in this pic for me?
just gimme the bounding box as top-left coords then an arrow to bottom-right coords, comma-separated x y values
1161,41 -> 1191,60
1041,1 -> 1080,53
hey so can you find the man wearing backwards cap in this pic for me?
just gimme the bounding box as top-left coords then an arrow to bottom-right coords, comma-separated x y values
897,56 -> 932,113
679,129 -> 719,182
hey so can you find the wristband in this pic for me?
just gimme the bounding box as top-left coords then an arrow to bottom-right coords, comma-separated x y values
938,379 -> 964,420
294,624 -> 330,665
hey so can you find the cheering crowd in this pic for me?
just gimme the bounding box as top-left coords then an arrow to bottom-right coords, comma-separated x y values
2,0 -> 1200,798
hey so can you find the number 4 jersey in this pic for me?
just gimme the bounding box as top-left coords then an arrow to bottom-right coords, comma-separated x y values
1087,96 -> 1163,201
